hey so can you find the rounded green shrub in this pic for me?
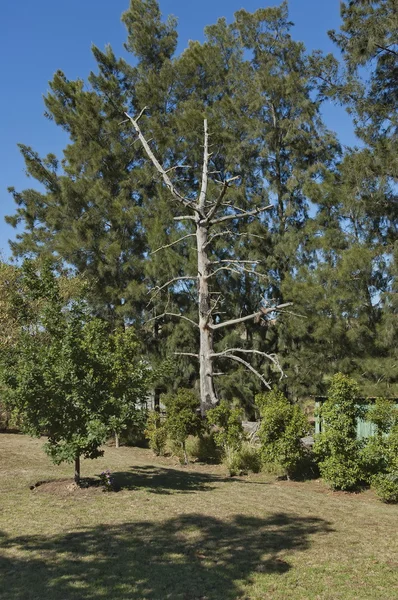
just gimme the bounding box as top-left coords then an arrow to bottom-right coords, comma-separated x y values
223,443 -> 261,477
145,411 -> 167,456
372,472 -> 398,503
313,374 -> 366,491
256,389 -> 308,479
185,433 -> 220,463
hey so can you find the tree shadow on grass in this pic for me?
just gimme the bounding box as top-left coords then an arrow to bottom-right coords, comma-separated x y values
0,512 -> 333,600
110,465 -> 259,494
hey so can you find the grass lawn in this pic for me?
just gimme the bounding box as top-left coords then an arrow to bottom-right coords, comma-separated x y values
0,434 -> 397,600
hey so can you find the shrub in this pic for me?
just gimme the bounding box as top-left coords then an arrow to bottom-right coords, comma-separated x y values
313,373 -> 365,491
185,433 -> 220,463
223,443 -> 261,477
372,472 -> 398,504
256,389 -> 308,479
364,401 -> 398,503
145,411 -> 167,456
206,400 -> 245,452
162,389 -> 202,464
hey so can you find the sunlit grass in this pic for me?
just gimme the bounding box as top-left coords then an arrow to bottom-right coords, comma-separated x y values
1,434 -> 397,599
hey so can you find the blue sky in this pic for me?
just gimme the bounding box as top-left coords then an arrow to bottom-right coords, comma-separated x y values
0,0 -> 354,258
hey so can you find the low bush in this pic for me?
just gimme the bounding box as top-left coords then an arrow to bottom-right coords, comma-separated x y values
185,433 -> 221,463
256,389 -> 308,479
363,398 -> 398,503
223,443 -> 261,477
144,411 -> 167,456
206,400 -> 245,452
372,472 -> 398,504
162,389 -> 202,464
314,374 -> 365,491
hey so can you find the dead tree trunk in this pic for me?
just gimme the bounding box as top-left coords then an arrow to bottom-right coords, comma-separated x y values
125,111 -> 292,414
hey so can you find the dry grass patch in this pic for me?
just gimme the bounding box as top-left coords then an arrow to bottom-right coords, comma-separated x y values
0,433 -> 397,599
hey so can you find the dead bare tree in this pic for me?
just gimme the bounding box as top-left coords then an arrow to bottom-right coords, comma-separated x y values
125,110 -> 292,414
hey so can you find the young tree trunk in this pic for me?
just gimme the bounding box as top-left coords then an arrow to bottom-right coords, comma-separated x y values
115,432 -> 120,448
74,455 -> 80,485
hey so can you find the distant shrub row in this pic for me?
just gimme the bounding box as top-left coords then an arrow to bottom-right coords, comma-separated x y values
143,376 -> 398,504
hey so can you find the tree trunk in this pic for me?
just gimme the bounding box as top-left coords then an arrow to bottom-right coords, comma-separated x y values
74,455 -> 80,485
115,432 -> 120,448
196,216 -> 217,416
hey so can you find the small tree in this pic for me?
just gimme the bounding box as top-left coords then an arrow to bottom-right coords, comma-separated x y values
256,390 -> 308,479
162,389 -> 202,464
314,373 -> 365,491
0,261 -> 149,482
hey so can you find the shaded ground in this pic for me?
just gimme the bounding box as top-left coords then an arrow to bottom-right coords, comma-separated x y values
1,434 -> 397,599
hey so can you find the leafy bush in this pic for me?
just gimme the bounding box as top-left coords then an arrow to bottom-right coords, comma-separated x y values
185,433 -> 220,463
145,411 -> 167,456
223,443 -> 261,477
363,400 -> 398,503
313,373 -> 365,491
206,400 -> 245,452
372,472 -> 398,504
256,390 -> 308,479
162,389 -> 202,464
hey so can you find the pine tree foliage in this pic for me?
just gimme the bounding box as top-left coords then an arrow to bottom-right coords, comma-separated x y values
4,0 -> 397,402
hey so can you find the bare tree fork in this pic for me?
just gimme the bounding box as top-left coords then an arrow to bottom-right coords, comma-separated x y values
125,111 -> 201,214
206,175 -> 241,222
213,352 -> 272,389
125,114 -> 291,413
211,348 -> 284,379
146,312 -> 199,328
211,302 -> 293,331
151,233 -> 196,255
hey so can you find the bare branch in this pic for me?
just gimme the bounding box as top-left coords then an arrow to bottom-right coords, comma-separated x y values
164,165 -> 192,174
174,352 -> 199,358
174,215 -> 196,222
212,348 -> 284,379
210,204 -> 273,226
124,111 -> 200,214
149,276 -> 198,302
211,302 -> 293,330
207,265 -> 267,280
146,312 -> 199,328
206,175 -> 241,222
209,259 -> 260,265
151,233 -> 196,255
212,353 -> 271,389
135,106 -> 149,122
